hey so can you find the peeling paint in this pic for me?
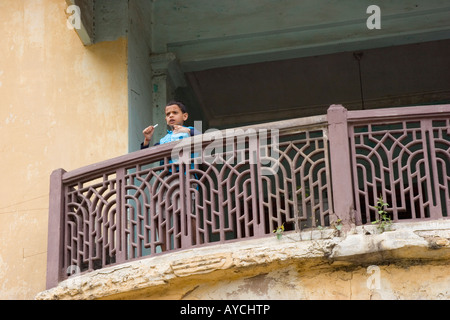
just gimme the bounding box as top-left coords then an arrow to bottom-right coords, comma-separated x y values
5,113 -> 17,124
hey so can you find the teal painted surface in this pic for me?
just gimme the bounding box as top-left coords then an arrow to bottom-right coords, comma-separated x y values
150,0 -> 450,71
94,0 -> 450,71
127,0 -> 153,153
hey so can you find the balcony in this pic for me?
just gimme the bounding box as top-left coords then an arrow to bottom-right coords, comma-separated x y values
45,104 -> 450,290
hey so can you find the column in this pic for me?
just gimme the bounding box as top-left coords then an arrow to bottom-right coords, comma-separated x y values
150,52 -> 187,145
327,105 -> 355,230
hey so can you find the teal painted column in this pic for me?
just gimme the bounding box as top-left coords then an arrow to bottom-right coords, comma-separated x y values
150,52 -> 187,145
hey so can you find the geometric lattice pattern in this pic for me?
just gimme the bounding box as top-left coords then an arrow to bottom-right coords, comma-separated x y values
261,129 -> 332,233
65,174 -> 120,273
350,118 -> 450,224
62,126 -> 332,276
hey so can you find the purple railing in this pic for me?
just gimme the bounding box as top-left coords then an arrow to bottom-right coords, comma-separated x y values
46,104 -> 450,289
349,106 -> 450,223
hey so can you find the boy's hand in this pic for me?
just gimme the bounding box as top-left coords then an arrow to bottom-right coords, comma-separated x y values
142,125 -> 156,146
172,125 -> 190,134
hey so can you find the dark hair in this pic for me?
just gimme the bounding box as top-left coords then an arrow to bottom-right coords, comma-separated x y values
165,101 -> 187,113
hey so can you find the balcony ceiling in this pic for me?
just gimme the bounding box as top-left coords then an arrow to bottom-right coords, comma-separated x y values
149,0 -> 450,72
83,0 -> 450,72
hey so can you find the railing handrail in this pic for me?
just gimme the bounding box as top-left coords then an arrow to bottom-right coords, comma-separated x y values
62,141 -> 177,183
346,104 -> 450,123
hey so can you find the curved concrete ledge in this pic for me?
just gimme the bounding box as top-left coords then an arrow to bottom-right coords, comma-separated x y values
35,219 -> 450,300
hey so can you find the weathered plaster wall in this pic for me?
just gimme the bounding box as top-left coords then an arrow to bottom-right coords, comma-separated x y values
0,0 -> 128,299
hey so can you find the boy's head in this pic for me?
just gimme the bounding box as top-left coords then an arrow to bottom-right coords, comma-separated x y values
165,101 -> 188,127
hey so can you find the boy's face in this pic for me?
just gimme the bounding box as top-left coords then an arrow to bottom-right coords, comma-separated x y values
165,104 -> 188,127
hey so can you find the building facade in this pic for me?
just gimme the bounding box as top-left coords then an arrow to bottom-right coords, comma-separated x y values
1,0 -> 449,299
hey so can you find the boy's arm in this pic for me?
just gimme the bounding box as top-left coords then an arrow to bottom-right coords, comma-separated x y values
141,125 -> 157,149
140,142 -> 160,149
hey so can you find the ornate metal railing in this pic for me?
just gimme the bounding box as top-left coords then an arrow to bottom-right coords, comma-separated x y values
347,106 -> 450,223
46,114 -> 333,288
46,104 -> 450,289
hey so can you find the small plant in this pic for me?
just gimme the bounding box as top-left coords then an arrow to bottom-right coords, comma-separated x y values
332,218 -> 343,232
372,195 -> 392,233
296,186 -> 310,201
273,223 -> 285,240
327,218 -> 343,236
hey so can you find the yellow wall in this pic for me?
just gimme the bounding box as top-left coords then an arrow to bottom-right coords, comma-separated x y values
0,0 -> 128,299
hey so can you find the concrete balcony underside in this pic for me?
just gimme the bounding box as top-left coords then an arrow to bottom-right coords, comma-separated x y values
36,219 -> 450,300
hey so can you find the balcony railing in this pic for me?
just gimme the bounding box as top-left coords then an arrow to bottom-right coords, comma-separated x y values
46,104 -> 450,289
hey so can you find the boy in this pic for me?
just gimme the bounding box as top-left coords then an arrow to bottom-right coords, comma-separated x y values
140,101 -> 200,250
141,101 -> 199,149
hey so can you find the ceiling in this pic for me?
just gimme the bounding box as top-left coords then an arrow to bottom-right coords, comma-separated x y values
150,0 -> 450,72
